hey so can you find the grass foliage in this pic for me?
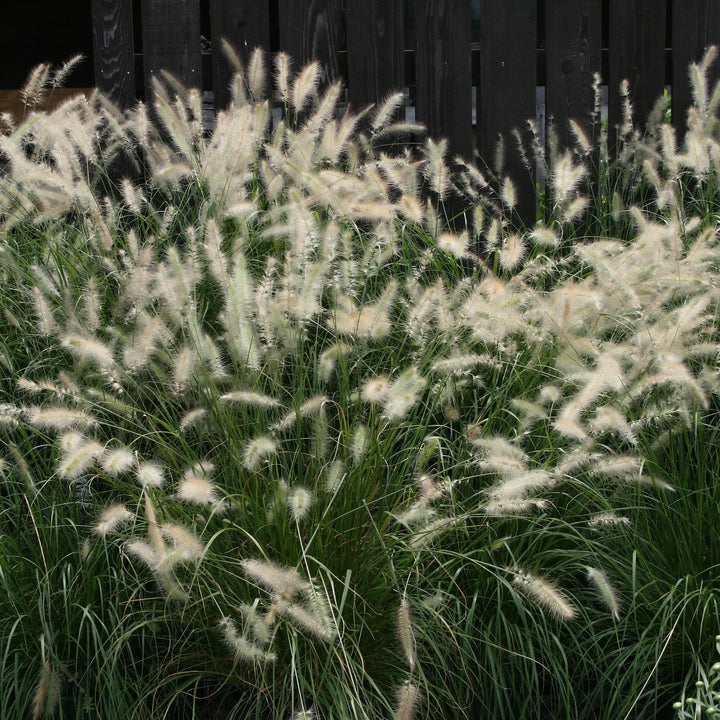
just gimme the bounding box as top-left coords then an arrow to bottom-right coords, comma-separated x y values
1,47 -> 720,719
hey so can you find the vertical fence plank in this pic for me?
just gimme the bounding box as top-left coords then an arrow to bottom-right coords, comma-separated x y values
209,0 -> 271,110
477,0 -> 537,224
608,0 -> 666,149
416,0 -> 472,160
671,0 -> 720,130
141,0 -> 202,98
91,0 -> 136,109
545,0 -> 602,149
345,0 -> 404,117
277,0 -> 340,87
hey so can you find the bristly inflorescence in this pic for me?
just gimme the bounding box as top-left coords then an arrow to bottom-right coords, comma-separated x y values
2,44 -> 720,718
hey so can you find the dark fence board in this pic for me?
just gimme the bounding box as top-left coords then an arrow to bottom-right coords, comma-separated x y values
545,0 -> 602,149
209,0 -> 271,110
477,0 -> 537,223
141,0 -> 202,98
85,0 -> 720,206
91,0 -> 136,109
277,0 -> 340,87
671,0 -> 720,130
415,0 -> 472,160
345,0 -> 404,118
608,0 -> 667,148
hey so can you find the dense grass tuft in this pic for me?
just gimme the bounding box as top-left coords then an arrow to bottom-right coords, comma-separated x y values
1,48 -> 720,719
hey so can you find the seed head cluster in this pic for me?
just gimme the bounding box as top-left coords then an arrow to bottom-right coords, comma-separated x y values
2,45 -> 720,716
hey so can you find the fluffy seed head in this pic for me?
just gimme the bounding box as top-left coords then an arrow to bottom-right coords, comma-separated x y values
247,47 -> 266,99
94,504 -> 134,536
220,390 -> 281,408
125,539 -> 157,569
397,599 -> 417,672
512,569 -> 577,621
562,195 -> 589,223
371,91 -> 404,131
323,460 -> 345,494
274,52 -> 291,103
424,138 -> 450,199
100,447 -> 136,476
172,345 -> 197,391
58,430 -> 85,453
501,176 -> 517,209
588,512 -> 632,529
241,558 -> 309,600
586,566 -> 621,620
28,406 -> 97,432
317,344 -> 348,384
382,367 -> 427,421
160,523 -> 204,561
275,594 -> 336,641
243,435 -> 277,471
20,62 -> 49,109
552,152 -> 587,206
553,404 -> 588,440
395,681 -> 420,720
218,616 -> 277,663
58,437 -> 104,479
591,455 -> 642,480
291,61 -> 320,112
484,498 -> 550,516
362,376 -> 389,403
237,601 -> 272,646
485,470 -> 552,502
499,233 -> 526,272
61,334 -> 115,369
398,194 -> 425,224
531,227 -> 560,249
288,486 -> 313,522
589,406 -> 637,445
351,424 -> 370,464
30,661 -> 59,720
136,461 -> 164,488
437,230 -> 470,258
292,710 -> 316,720
179,407 -> 207,432
177,472 -> 218,506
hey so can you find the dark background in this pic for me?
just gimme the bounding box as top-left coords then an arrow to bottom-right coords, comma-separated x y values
3,1 -> 671,90
2,1 -> 513,89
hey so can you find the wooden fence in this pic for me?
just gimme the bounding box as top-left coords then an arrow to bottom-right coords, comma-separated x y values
91,0 -> 720,216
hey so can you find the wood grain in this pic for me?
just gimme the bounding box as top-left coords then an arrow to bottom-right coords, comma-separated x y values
141,0 -> 202,99
608,0 -> 667,150
345,0 -> 404,117
477,0 -> 537,224
416,0 -> 472,160
671,0 -> 720,131
545,0 -> 602,149
91,0 -> 135,109
277,0 -> 340,89
209,0 -> 271,110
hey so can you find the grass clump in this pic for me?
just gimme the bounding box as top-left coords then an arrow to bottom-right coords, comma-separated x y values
1,47 -> 720,719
